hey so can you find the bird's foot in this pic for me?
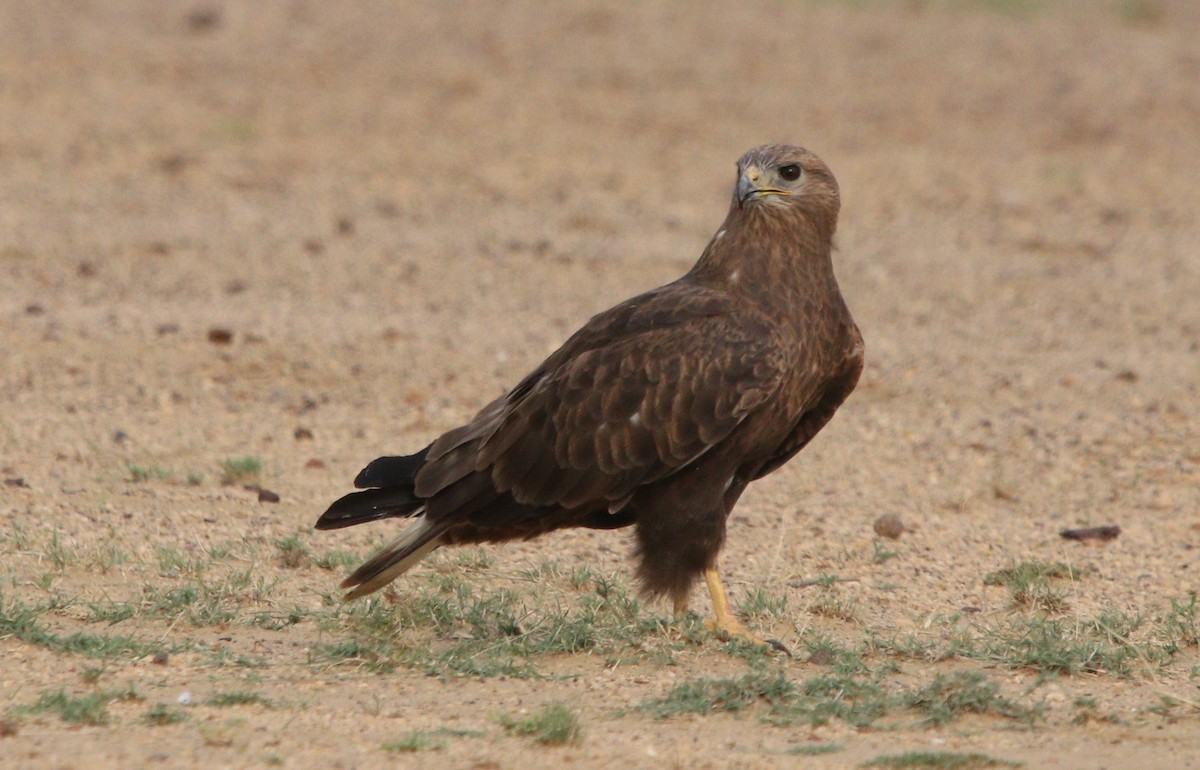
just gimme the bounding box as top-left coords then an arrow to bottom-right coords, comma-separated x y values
702,566 -> 789,654
705,614 -> 790,654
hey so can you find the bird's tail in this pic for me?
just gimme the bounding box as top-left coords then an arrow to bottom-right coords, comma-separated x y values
352,450 -> 429,490
340,515 -> 446,599
314,486 -> 423,530
314,446 -> 444,599
314,448 -> 432,531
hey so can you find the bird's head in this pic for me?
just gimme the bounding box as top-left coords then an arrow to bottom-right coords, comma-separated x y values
733,145 -> 840,225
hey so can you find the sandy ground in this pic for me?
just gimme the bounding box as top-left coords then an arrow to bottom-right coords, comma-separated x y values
2,1 -> 1199,768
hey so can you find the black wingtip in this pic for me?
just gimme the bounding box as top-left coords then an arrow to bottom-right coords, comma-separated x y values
313,487 -> 423,530
352,446 -> 430,489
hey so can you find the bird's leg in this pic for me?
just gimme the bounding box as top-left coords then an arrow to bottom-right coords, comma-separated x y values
703,566 -> 753,640
703,565 -> 789,653
673,596 -> 689,618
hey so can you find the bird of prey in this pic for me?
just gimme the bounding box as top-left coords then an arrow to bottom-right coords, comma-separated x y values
316,144 -> 863,643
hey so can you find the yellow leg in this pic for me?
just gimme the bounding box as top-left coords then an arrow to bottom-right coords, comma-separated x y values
703,566 -> 755,640
704,565 -> 789,653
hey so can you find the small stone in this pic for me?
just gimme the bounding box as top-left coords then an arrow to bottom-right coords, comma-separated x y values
157,154 -> 189,175
177,691 -> 193,706
257,488 -> 281,503
807,646 -> 836,665
873,513 -> 905,540
185,8 -> 221,33
207,327 -> 234,345
304,458 -> 325,469
152,651 -> 170,665
294,427 -> 314,440
1060,525 -> 1121,544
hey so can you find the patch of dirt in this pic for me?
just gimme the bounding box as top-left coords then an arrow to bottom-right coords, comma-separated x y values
2,1 -> 1199,768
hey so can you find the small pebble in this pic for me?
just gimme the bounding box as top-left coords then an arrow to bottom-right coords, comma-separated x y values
177,691 -> 193,706
152,651 -> 170,666
185,8 -> 221,33
1060,525 -> 1121,544
807,646 -> 836,665
873,513 -> 905,540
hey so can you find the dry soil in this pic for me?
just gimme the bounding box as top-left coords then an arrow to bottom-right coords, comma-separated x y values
2,1 -> 1199,768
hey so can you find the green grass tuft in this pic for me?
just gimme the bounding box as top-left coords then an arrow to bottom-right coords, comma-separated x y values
971,613 -> 1144,676
220,456 -> 263,484
382,727 -> 485,753
275,534 -> 310,569
901,670 -> 1039,726
145,702 -> 188,725
17,686 -> 140,726
0,594 -> 172,660
642,642 -> 1039,731
862,751 -> 1022,768
383,732 -> 445,752
643,670 -> 799,719
207,691 -> 276,709
499,702 -> 582,745
314,549 -> 360,571
127,463 -> 172,483
739,586 -> 789,621
983,560 -> 1079,612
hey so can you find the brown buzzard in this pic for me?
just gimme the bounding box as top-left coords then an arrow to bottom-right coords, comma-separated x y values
316,144 -> 863,642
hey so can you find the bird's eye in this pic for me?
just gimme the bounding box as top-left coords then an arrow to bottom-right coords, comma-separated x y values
779,164 -> 802,182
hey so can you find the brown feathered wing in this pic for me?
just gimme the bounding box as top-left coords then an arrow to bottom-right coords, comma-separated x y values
416,282 -> 792,517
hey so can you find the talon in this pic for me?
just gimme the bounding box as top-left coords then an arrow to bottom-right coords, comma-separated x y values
703,565 -> 787,652
765,638 -> 792,656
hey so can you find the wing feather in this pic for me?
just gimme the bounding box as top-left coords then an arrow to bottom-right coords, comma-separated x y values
411,283 -> 791,526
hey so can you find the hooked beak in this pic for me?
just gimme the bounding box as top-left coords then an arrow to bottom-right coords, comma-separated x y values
737,166 -> 790,208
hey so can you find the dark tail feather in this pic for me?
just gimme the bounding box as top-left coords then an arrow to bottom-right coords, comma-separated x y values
314,486 -> 424,530
353,446 -> 430,489
316,446 -> 433,530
